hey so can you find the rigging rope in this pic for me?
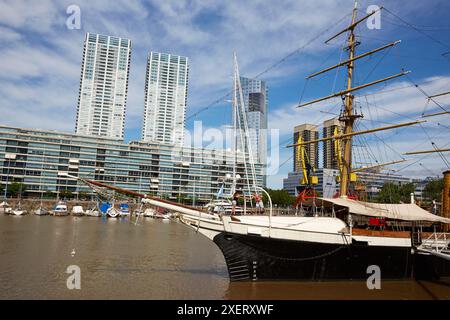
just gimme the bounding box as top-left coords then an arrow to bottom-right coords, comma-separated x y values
185,12 -> 353,122
396,141 -> 450,173
404,73 -> 448,113
431,142 -> 450,168
384,8 -> 450,51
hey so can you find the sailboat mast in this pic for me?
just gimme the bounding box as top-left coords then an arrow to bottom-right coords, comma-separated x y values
339,1 -> 358,197
232,52 -> 238,196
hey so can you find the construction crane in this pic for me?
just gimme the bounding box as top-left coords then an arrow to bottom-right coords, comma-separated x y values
294,136 -> 318,208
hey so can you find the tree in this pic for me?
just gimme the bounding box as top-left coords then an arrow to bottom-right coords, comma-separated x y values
59,190 -> 73,200
176,193 -> 187,204
8,182 -> 27,198
78,191 -> 89,201
423,179 -> 443,201
160,193 -> 170,200
376,182 -> 416,204
262,188 -> 296,207
44,191 -> 55,199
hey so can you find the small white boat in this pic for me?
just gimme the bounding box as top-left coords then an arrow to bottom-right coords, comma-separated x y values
106,207 -> 120,218
144,208 -> 171,220
144,208 -> 156,217
0,201 -> 12,214
12,208 -> 27,216
34,207 -> 48,216
71,205 -> 84,216
51,202 -> 68,216
134,210 -> 145,216
85,208 -> 101,217
162,212 -> 172,220
119,203 -> 130,217
12,200 -> 27,216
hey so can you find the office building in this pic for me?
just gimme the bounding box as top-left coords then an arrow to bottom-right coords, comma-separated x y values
75,33 -> 132,139
323,118 -> 343,170
283,169 -> 340,198
141,52 -> 189,146
0,125 -> 263,203
293,124 -> 319,172
357,170 -> 412,198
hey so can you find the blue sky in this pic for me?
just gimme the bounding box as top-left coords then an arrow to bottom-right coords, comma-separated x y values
0,0 -> 449,188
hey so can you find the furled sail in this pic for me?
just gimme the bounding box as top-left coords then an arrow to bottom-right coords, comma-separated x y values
321,197 -> 450,223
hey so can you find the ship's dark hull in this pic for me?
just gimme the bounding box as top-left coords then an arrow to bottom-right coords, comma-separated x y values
213,232 -> 450,281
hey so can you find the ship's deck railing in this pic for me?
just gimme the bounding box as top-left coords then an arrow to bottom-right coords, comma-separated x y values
418,232 -> 450,257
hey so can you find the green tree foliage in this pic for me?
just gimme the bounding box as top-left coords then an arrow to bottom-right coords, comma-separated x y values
376,182 -> 416,204
8,182 -> 27,198
77,191 -> 89,200
176,193 -> 187,204
44,191 -> 55,199
59,190 -> 73,199
423,179 -> 443,201
160,193 -> 170,200
262,188 -> 296,207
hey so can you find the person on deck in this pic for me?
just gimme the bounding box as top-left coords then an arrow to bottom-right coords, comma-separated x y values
231,190 -> 242,215
253,193 -> 264,214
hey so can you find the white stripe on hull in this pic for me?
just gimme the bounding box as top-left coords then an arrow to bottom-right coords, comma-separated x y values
178,212 -> 412,248
352,235 -> 411,247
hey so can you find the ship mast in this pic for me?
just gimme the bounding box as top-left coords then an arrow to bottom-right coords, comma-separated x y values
232,52 -> 238,196
339,2 -> 358,197
291,3 -> 420,197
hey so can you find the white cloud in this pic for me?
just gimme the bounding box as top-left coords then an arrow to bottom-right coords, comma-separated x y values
0,0 -> 59,32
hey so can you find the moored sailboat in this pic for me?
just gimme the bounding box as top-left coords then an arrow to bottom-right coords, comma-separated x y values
60,3 -> 450,281
34,207 -> 48,216
51,201 -> 68,216
0,201 -> 12,214
175,3 -> 450,281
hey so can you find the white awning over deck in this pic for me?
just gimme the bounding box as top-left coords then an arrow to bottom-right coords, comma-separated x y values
321,197 -> 450,224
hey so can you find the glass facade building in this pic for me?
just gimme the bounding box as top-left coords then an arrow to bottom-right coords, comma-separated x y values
142,52 -> 188,146
0,125 -> 263,202
75,33 -> 132,139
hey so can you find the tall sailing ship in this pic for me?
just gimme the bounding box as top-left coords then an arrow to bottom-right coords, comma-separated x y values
70,3 -> 450,281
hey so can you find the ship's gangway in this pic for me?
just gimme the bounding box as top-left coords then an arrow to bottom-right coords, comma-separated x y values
417,232 -> 450,261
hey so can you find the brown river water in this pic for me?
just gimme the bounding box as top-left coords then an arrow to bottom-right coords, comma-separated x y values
0,214 -> 449,300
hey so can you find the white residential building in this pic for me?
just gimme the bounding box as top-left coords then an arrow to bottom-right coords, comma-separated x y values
141,52 -> 189,146
75,33 -> 131,139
